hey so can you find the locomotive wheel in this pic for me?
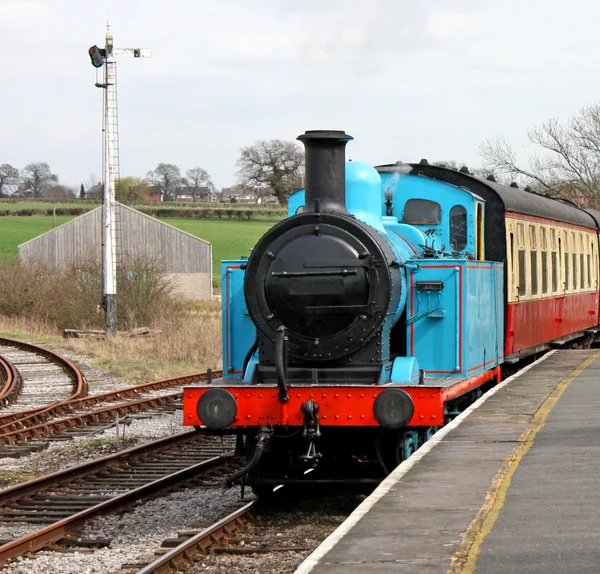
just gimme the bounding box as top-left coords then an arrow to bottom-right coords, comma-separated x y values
247,445 -> 292,498
376,429 -> 405,475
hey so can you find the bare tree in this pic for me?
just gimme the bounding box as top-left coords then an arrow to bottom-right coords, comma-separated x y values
236,139 -> 304,206
21,162 -> 58,199
480,103 -> 600,206
0,164 -> 19,197
145,163 -> 182,201
183,167 -> 215,201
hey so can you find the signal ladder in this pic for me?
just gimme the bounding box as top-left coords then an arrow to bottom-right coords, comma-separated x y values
104,60 -> 123,266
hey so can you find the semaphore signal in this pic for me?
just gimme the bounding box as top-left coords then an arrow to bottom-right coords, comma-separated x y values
88,21 -> 151,336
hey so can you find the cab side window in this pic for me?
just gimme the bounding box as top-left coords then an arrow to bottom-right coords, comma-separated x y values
450,205 -> 467,251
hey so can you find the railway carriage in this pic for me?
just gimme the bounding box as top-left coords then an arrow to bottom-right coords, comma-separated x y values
183,130 -> 600,492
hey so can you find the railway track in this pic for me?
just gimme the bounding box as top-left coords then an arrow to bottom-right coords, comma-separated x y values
0,337 -> 87,412
0,431 -> 239,567
0,343 -> 220,450
126,487 -> 362,574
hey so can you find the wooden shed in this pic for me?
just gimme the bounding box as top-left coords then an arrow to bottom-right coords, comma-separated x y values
18,203 -> 212,300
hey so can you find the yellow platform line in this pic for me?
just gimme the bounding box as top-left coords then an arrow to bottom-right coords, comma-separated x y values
449,350 -> 600,574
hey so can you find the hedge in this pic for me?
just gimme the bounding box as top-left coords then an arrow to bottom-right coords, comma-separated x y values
0,206 -> 287,220
0,208 -> 92,217
135,206 -> 286,220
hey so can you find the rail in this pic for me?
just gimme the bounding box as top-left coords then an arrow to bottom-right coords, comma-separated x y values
0,432 -> 235,566
0,356 -> 22,408
0,392 -> 180,444
136,499 -> 258,574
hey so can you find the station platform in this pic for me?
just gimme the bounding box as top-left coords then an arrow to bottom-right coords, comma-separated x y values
294,349 -> 600,574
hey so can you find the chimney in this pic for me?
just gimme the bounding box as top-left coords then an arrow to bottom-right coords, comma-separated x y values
297,130 -> 353,214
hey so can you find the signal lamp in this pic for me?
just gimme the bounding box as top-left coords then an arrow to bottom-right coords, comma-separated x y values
88,45 -> 106,68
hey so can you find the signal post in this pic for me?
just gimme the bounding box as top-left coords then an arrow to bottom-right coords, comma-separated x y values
88,23 -> 150,335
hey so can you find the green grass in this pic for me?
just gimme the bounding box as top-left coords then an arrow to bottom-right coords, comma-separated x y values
0,216 -> 76,260
166,219 -> 277,280
0,216 -> 278,282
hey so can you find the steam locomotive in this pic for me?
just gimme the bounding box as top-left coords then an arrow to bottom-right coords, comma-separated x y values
183,130 -> 600,493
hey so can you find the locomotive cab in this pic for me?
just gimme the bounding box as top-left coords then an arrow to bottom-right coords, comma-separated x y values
378,164 -> 486,261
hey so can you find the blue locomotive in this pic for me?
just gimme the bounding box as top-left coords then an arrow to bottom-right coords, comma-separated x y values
184,129 -> 507,492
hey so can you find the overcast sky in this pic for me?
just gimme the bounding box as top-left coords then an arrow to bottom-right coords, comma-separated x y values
2,0 -> 599,190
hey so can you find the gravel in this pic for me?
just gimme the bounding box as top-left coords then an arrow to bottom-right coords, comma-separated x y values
0,486 -> 250,574
0,345 -> 76,412
50,348 -> 135,395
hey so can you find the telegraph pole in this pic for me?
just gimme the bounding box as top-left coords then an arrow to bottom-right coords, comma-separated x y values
88,22 -> 150,336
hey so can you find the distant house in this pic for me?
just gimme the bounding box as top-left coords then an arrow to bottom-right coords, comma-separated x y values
18,203 -> 213,300
144,186 -> 163,202
222,185 -> 263,203
144,186 -> 219,203
176,187 -> 219,203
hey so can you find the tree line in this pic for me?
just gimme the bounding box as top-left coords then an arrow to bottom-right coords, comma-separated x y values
5,103 -> 600,208
0,163 -> 62,199
1,139 -> 305,206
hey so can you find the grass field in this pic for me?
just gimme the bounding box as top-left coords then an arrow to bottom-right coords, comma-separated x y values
0,216 -> 76,260
0,216 -> 277,281
165,219 -> 276,279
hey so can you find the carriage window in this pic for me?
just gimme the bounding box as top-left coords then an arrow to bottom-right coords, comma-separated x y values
517,223 -> 525,247
403,199 -> 441,224
565,253 -> 570,290
542,252 -> 548,294
529,225 -> 537,249
581,254 -> 585,288
573,253 -> 578,290
450,205 -> 467,251
593,243 -> 596,286
552,252 -> 558,292
531,251 -> 538,295
510,233 -> 516,286
587,254 -> 592,287
541,228 -> 548,250
551,228 -> 557,250
519,250 -> 526,295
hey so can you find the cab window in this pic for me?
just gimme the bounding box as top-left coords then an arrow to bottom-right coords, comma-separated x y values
403,199 -> 441,224
450,205 -> 467,251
